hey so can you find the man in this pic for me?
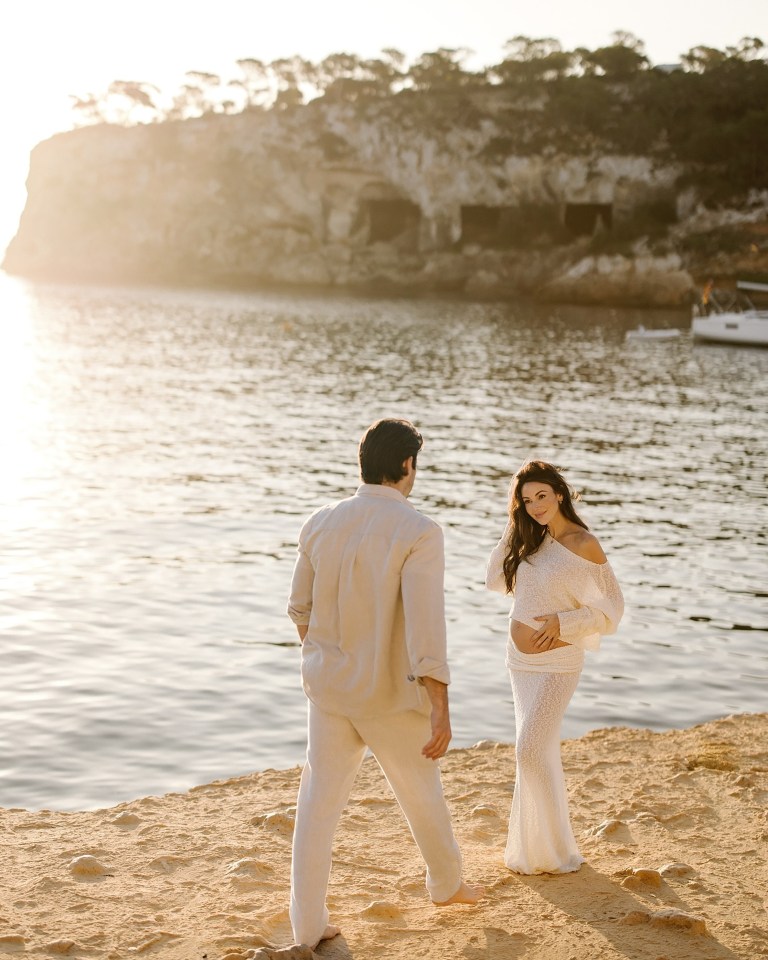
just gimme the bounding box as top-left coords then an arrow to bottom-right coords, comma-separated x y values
287,418 -> 482,949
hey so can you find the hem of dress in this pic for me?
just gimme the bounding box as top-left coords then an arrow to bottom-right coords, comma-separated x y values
504,856 -> 585,876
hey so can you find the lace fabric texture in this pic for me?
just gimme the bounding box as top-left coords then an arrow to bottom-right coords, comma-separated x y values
486,530 -> 624,652
505,666 -> 584,874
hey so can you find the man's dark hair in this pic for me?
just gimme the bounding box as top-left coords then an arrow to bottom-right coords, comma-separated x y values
359,418 -> 423,485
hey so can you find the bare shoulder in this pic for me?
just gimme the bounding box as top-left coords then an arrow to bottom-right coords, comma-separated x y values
561,528 -> 607,564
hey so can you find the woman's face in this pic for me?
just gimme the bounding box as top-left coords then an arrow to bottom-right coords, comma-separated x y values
520,481 -> 561,526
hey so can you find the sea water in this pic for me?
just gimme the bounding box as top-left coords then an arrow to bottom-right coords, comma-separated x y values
1,274 -> 765,810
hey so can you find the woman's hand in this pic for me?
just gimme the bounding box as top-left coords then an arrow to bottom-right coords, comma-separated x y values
532,614 -> 561,650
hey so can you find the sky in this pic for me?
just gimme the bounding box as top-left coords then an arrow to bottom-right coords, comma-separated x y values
1,0 -> 766,252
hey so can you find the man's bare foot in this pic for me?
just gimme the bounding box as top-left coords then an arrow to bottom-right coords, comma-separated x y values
433,881 -> 485,906
313,924 -> 341,946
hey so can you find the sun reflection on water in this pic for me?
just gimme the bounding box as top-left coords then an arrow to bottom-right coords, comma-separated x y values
0,275 -> 48,518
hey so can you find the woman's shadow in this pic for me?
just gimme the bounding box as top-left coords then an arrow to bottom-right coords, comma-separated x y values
516,863 -> 741,960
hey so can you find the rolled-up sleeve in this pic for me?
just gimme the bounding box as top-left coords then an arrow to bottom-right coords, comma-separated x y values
287,544 -> 314,625
401,523 -> 450,685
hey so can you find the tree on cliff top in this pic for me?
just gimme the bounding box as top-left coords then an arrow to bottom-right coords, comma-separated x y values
314,49 -> 407,101
578,31 -> 649,79
71,34 -> 767,200
233,58 -> 271,108
491,37 -> 574,84
407,48 -> 479,90
72,80 -> 160,126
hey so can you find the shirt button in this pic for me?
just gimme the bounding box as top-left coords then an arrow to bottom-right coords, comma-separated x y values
407,674 -> 415,682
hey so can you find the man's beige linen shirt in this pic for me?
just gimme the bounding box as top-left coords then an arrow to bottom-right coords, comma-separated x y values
287,483 -> 450,719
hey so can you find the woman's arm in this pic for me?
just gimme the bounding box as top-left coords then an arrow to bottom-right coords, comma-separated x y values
557,562 -> 624,646
532,554 -> 624,651
485,520 -> 513,594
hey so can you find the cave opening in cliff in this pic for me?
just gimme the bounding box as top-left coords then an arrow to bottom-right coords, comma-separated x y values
365,199 -> 421,244
564,203 -> 613,236
461,205 -> 501,246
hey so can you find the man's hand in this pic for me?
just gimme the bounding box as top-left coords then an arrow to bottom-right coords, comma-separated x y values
420,677 -> 451,760
422,707 -> 452,760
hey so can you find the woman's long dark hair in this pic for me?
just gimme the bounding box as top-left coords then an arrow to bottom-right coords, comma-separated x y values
502,460 -> 588,592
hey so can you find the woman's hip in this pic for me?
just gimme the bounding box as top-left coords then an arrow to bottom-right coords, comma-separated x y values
506,643 -> 584,674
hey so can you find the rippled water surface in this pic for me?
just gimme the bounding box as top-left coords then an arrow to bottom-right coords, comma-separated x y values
1,274 -> 766,811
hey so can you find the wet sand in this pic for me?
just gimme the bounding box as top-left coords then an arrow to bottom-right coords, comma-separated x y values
2,713 -> 766,959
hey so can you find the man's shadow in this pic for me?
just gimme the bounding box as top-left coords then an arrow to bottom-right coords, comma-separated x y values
456,926 -> 530,959
516,864 -> 741,960
317,927 -> 528,960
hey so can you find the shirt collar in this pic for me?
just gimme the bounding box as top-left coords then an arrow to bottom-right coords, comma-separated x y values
356,483 -> 411,505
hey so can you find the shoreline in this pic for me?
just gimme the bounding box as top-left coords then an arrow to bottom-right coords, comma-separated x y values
3,713 -> 766,960
0,264 -> 695,313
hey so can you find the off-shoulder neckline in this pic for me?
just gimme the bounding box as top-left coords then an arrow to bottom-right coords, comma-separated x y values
546,532 -> 608,567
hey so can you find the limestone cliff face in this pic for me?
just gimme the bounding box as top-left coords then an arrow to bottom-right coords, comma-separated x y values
2,96 -> 737,306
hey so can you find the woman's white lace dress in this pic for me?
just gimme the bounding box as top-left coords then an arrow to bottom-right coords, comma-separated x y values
486,529 -> 624,874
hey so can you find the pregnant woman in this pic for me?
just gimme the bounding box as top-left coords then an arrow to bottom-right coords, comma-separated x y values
485,460 -> 624,874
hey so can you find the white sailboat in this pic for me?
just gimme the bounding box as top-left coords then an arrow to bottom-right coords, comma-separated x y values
692,280 -> 768,347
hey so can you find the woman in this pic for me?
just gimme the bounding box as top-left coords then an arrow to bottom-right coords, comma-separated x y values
485,460 -> 623,874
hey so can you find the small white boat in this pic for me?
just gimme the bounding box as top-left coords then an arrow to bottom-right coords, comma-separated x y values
626,325 -> 681,341
692,281 -> 768,347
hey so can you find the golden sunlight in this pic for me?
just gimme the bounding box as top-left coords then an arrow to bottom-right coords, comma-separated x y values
0,275 -> 45,515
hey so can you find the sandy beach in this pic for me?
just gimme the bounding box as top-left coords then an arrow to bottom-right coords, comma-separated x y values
2,713 -> 766,960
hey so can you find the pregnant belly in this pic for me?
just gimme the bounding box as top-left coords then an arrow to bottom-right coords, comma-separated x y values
510,619 -> 570,654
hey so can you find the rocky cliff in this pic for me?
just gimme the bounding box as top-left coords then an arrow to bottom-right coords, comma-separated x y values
5,93 -> 767,306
